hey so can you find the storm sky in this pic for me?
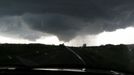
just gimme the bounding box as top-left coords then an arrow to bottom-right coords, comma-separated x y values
0,0 -> 134,46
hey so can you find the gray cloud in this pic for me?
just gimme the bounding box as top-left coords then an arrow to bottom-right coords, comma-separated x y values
0,0 -> 134,41
0,15 -> 46,41
22,13 -> 85,41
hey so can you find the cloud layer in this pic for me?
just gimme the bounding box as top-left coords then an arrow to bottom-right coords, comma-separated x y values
0,0 -> 134,42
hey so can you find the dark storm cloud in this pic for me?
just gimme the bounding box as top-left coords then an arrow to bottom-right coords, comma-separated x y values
0,0 -> 134,41
0,15 -> 45,40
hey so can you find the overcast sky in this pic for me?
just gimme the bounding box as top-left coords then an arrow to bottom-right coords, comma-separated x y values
0,0 -> 134,46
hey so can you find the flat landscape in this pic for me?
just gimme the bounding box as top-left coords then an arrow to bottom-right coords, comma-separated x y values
0,44 -> 133,73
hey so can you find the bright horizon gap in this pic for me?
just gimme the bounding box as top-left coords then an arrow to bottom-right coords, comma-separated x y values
96,26 -> 134,46
0,26 -> 133,46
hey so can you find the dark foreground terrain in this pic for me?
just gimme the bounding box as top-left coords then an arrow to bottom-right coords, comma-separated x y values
0,44 -> 134,73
